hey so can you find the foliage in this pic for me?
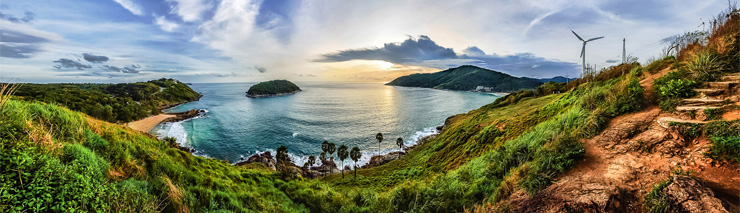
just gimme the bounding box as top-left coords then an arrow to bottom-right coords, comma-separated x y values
489,90 -> 535,108
653,70 -> 694,111
658,79 -> 696,99
704,120 -> 740,162
12,78 -> 200,122
246,80 -> 301,96
704,108 -> 723,121
645,55 -> 676,74
386,65 -> 543,92
644,178 -> 673,213
535,82 -> 567,96
668,122 -> 702,139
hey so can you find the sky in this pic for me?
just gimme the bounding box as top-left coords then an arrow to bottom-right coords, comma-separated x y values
0,0 -> 730,83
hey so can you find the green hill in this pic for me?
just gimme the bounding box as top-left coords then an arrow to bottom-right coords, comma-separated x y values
385,65 -> 543,92
12,78 -> 201,122
246,80 -> 301,98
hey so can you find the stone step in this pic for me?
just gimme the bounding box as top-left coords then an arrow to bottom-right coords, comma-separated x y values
694,88 -> 726,96
707,81 -> 738,89
676,106 -> 721,111
682,98 -> 725,104
721,75 -> 740,81
724,72 -> 740,77
656,117 -> 708,128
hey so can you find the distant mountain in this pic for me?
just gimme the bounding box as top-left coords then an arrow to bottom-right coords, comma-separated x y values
385,65 -> 543,92
246,80 -> 301,98
524,76 -> 576,83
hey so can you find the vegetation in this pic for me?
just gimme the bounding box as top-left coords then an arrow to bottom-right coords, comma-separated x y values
386,65 -> 543,92
246,80 -> 301,97
350,147 -> 361,178
375,133 -> 383,156
704,120 -> 740,162
11,78 -> 200,122
337,145 -> 348,178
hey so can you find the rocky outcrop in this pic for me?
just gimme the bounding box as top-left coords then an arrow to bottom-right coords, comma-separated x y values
361,152 -> 405,169
163,109 -> 206,123
236,152 -> 276,171
661,175 -> 730,213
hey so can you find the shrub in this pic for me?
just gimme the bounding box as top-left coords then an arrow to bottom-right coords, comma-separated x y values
658,79 -> 696,99
644,178 -> 673,213
704,108 -> 723,121
707,136 -> 740,162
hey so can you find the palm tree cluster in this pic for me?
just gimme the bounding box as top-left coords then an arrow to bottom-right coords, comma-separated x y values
278,132 -> 407,179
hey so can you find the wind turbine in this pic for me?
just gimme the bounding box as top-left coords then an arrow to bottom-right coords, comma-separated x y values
571,30 -> 603,77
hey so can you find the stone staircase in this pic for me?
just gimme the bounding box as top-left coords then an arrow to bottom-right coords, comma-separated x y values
675,72 -> 739,112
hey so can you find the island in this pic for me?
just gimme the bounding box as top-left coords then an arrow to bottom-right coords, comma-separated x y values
385,65 -> 543,92
246,79 -> 302,98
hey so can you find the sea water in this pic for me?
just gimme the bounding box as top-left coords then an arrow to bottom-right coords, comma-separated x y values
151,81 -> 499,166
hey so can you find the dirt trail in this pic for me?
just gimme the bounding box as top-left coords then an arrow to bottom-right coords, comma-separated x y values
510,69 -> 740,212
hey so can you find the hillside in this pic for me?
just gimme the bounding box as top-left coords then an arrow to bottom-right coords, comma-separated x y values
2,6 -> 738,213
12,78 -> 201,122
246,79 -> 301,98
386,65 -> 543,92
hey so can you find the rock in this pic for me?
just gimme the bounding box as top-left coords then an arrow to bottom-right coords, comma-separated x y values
163,109 -> 206,122
235,152 -> 276,171
662,175 -> 729,213
361,151 -> 405,169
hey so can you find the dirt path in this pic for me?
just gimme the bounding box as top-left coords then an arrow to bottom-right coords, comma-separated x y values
125,114 -> 175,132
510,69 -> 740,212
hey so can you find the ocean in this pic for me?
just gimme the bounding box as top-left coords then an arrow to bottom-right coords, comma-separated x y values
151,81 -> 500,166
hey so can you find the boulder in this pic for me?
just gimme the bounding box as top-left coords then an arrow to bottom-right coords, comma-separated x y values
662,175 -> 729,213
235,152 -> 276,171
361,151 -> 405,169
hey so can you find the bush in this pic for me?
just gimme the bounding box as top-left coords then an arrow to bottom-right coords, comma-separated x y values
644,178 -> 673,213
658,79 -> 696,99
704,108 -> 723,121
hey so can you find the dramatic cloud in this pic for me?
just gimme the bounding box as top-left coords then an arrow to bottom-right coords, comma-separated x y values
317,35 -> 579,77
102,64 -> 141,73
254,66 -> 266,73
605,59 -> 619,63
82,53 -> 110,63
0,11 -> 35,23
113,0 -> 144,16
316,35 -> 456,64
53,58 -> 92,70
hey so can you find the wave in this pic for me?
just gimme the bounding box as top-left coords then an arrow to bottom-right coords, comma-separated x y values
233,125 -> 441,168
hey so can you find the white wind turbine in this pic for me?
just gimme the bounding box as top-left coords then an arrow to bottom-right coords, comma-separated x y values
571,30 -> 603,77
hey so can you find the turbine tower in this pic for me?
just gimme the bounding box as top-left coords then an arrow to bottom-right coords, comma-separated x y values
571,30 -> 604,77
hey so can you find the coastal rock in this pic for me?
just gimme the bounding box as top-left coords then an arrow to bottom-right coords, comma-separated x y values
236,152 -> 276,171
163,109 -> 206,123
361,151 -> 405,169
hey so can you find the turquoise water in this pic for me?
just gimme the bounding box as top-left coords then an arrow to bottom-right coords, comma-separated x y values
151,82 -> 499,166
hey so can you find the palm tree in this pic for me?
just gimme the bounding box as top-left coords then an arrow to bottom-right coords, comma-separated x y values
337,145 -> 348,178
375,132 -> 383,156
350,146 -> 361,178
276,145 -> 289,172
327,143 -> 336,175
308,155 -> 316,167
319,152 -> 327,176
396,137 -> 404,159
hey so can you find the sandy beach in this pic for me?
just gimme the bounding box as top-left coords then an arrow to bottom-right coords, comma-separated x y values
126,114 -> 176,132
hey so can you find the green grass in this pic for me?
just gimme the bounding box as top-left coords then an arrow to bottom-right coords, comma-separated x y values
704,120 -> 740,162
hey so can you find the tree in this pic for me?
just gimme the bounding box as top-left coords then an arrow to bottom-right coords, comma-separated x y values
337,145 -> 348,178
396,137 -> 404,159
375,132 -> 384,156
308,155 -> 316,167
327,143 -> 336,175
319,152 -> 327,176
350,146 -> 361,178
275,145 -> 290,172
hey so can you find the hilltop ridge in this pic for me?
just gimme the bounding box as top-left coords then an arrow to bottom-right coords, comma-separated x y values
386,65 -> 543,92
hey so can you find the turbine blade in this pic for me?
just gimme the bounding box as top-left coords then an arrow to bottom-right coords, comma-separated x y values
571,30 -> 584,41
580,45 -> 585,58
586,36 -> 604,42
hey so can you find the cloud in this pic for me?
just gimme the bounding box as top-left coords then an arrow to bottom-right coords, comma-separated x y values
315,35 -> 456,64
154,16 -> 179,32
605,59 -> 619,63
166,0 -> 213,22
0,29 -> 49,58
113,0 -> 144,16
0,11 -> 35,23
82,53 -> 109,63
317,35 -> 578,77
53,58 -> 92,70
101,64 -> 141,73
254,66 -> 266,73
462,46 -> 486,56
